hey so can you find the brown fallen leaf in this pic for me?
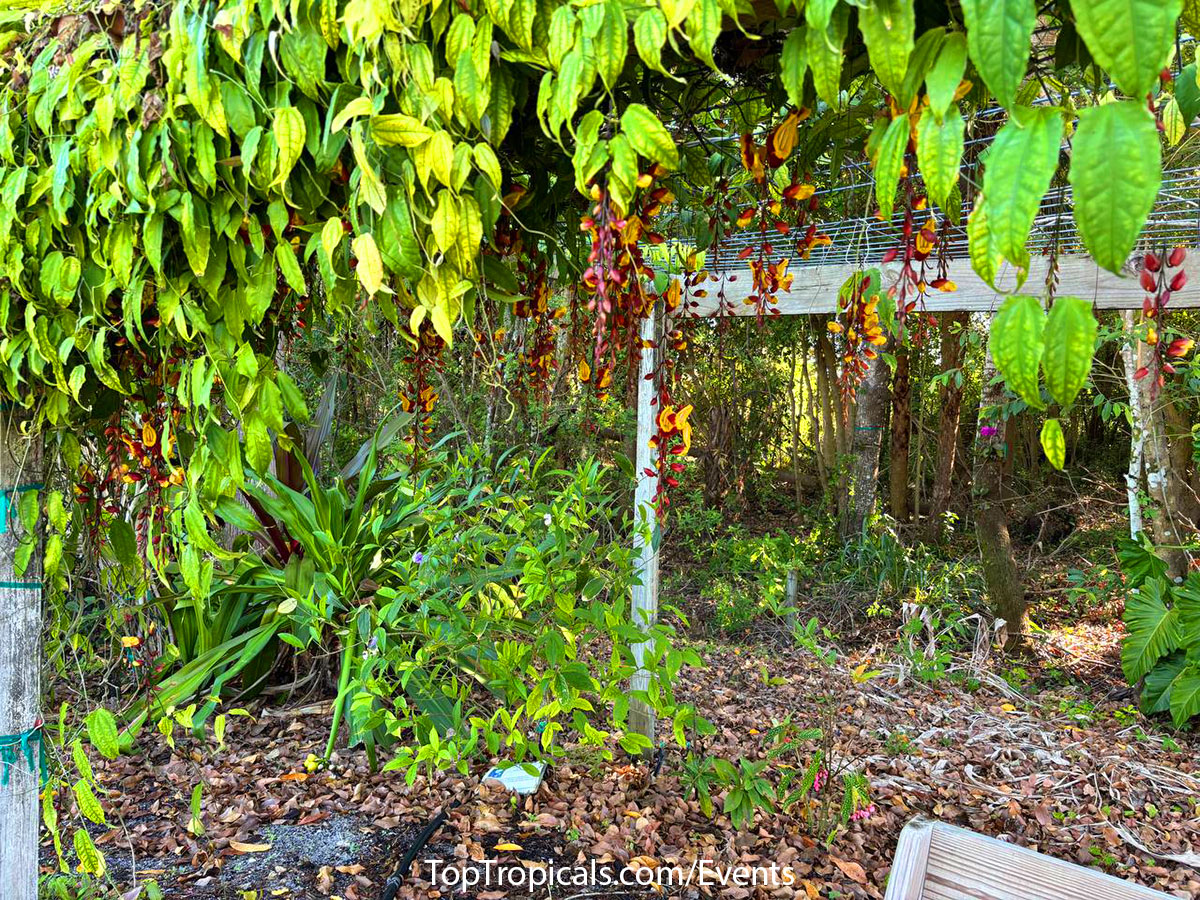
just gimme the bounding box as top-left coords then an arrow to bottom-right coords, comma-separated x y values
830,856 -> 868,884
280,772 -> 309,782
230,841 -> 272,853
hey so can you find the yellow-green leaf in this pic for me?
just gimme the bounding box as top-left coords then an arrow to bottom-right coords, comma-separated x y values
1040,418 -> 1066,470
1071,0 -> 1182,101
960,0 -> 1036,108
272,107 -> 306,187
990,295 -> 1046,409
874,115 -> 909,221
352,233 -> 387,296
620,103 -> 679,169
1069,102 -> 1161,275
1042,296 -> 1097,408
916,106 -> 963,214
370,113 -> 433,147
858,0 -> 914,99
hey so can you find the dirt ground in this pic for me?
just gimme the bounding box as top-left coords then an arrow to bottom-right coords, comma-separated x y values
53,623 -> 1200,899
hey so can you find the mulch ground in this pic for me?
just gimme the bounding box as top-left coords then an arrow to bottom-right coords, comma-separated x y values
49,627 -> 1200,900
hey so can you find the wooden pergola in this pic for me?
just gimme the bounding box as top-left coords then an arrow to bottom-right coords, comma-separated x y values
626,173 -> 1200,739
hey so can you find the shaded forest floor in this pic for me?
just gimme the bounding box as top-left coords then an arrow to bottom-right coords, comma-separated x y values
46,489 -> 1200,900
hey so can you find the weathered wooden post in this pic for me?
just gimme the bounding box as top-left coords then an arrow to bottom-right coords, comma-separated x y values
0,415 -> 43,900
628,306 -> 660,743
1120,310 -> 1145,538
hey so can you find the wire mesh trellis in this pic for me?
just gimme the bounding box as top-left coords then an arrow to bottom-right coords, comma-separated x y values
710,164 -> 1200,274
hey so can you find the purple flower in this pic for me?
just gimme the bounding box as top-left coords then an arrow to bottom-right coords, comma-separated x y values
979,425 -> 998,438
412,551 -> 426,565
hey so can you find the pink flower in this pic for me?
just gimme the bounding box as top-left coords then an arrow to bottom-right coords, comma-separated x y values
850,803 -> 877,822
979,425 -> 998,438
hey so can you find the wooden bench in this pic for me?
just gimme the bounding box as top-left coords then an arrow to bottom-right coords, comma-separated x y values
884,818 -> 1172,900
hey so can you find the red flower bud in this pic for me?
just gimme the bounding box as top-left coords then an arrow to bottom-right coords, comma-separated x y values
1171,270 -> 1188,292
1144,252 -> 1161,272
1140,270 -> 1158,292
1170,246 -> 1187,267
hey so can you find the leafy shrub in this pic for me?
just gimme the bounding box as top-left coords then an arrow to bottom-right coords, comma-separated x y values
1118,537 -> 1200,727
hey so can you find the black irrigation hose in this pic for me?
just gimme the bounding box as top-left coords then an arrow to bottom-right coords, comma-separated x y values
380,798 -> 463,900
650,743 -> 666,779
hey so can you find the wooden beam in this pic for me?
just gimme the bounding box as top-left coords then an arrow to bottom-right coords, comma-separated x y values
628,307 -> 660,745
687,254 -> 1200,316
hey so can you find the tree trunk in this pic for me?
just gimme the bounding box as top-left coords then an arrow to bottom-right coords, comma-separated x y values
844,350 -> 890,536
0,419 -> 42,900
973,331 -> 1027,651
1133,334 -> 1191,579
929,312 -> 967,535
889,347 -> 911,522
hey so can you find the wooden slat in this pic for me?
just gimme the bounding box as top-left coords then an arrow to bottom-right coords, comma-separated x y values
883,818 -> 934,900
889,821 -> 1171,900
685,254 -> 1200,316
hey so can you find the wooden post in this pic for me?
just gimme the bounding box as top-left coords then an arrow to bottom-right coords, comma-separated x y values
629,307 -> 660,744
0,415 -> 42,900
1120,310 -> 1145,538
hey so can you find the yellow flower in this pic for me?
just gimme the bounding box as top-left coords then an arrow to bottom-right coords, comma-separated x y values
577,359 -> 591,383
121,636 -> 141,648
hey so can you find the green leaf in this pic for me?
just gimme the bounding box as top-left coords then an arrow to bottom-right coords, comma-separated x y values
74,828 -> 105,877
73,779 -> 107,825
926,31 -> 967,121
634,9 -> 675,80
960,0 -> 1036,108
352,233 -> 387,296
369,114 -> 433,147
858,0 -> 915,99
1178,62 -> 1200,123
1040,418 -> 1066,470
979,107 -> 1063,266
1141,651 -> 1188,714
916,107 -> 964,213
108,519 -> 138,572
1168,665 -> 1200,727
990,295 -> 1046,409
1070,102 -> 1162,274
781,28 -> 809,109
1041,296 -> 1097,408
807,3 -> 849,106
244,411 -> 272,475
620,103 -> 679,169
179,193 -> 211,278
86,708 -> 120,760
596,0 -> 629,87
873,115 -> 909,221
896,27 -> 944,111
1122,578 -> 1180,682
272,106 -> 306,187
1071,0 -> 1182,101
686,0 -> 722,69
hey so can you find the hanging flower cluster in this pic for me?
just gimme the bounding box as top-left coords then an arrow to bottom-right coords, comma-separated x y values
400,324 -> 444,440
828,270 -> 888,397
579,170 -> 673,387
880,177 -> 955,335
1136,246 -> 1194,393
513,255 -> 565,404
734,110 -> 827,318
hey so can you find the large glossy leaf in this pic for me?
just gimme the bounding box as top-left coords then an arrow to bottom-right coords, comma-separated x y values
1041,296 -> 1097,408
916,106 -> 963,213
979,107 -> 1063,266
960,0 -> 1036,108
1122,578 -> 1180,682
874,115 -> 909,221
1169,665 -> 1200,727
807,2 -> 849,106
781,28 -> 809,108
925,32 -> 967,121
1069,102 -> 1162,275
1141,651 -> 1188,714
990,295 -> 1045,409
621,103 -> 679,169
1071,0 -> 1182,101
858,0 -> 914,100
